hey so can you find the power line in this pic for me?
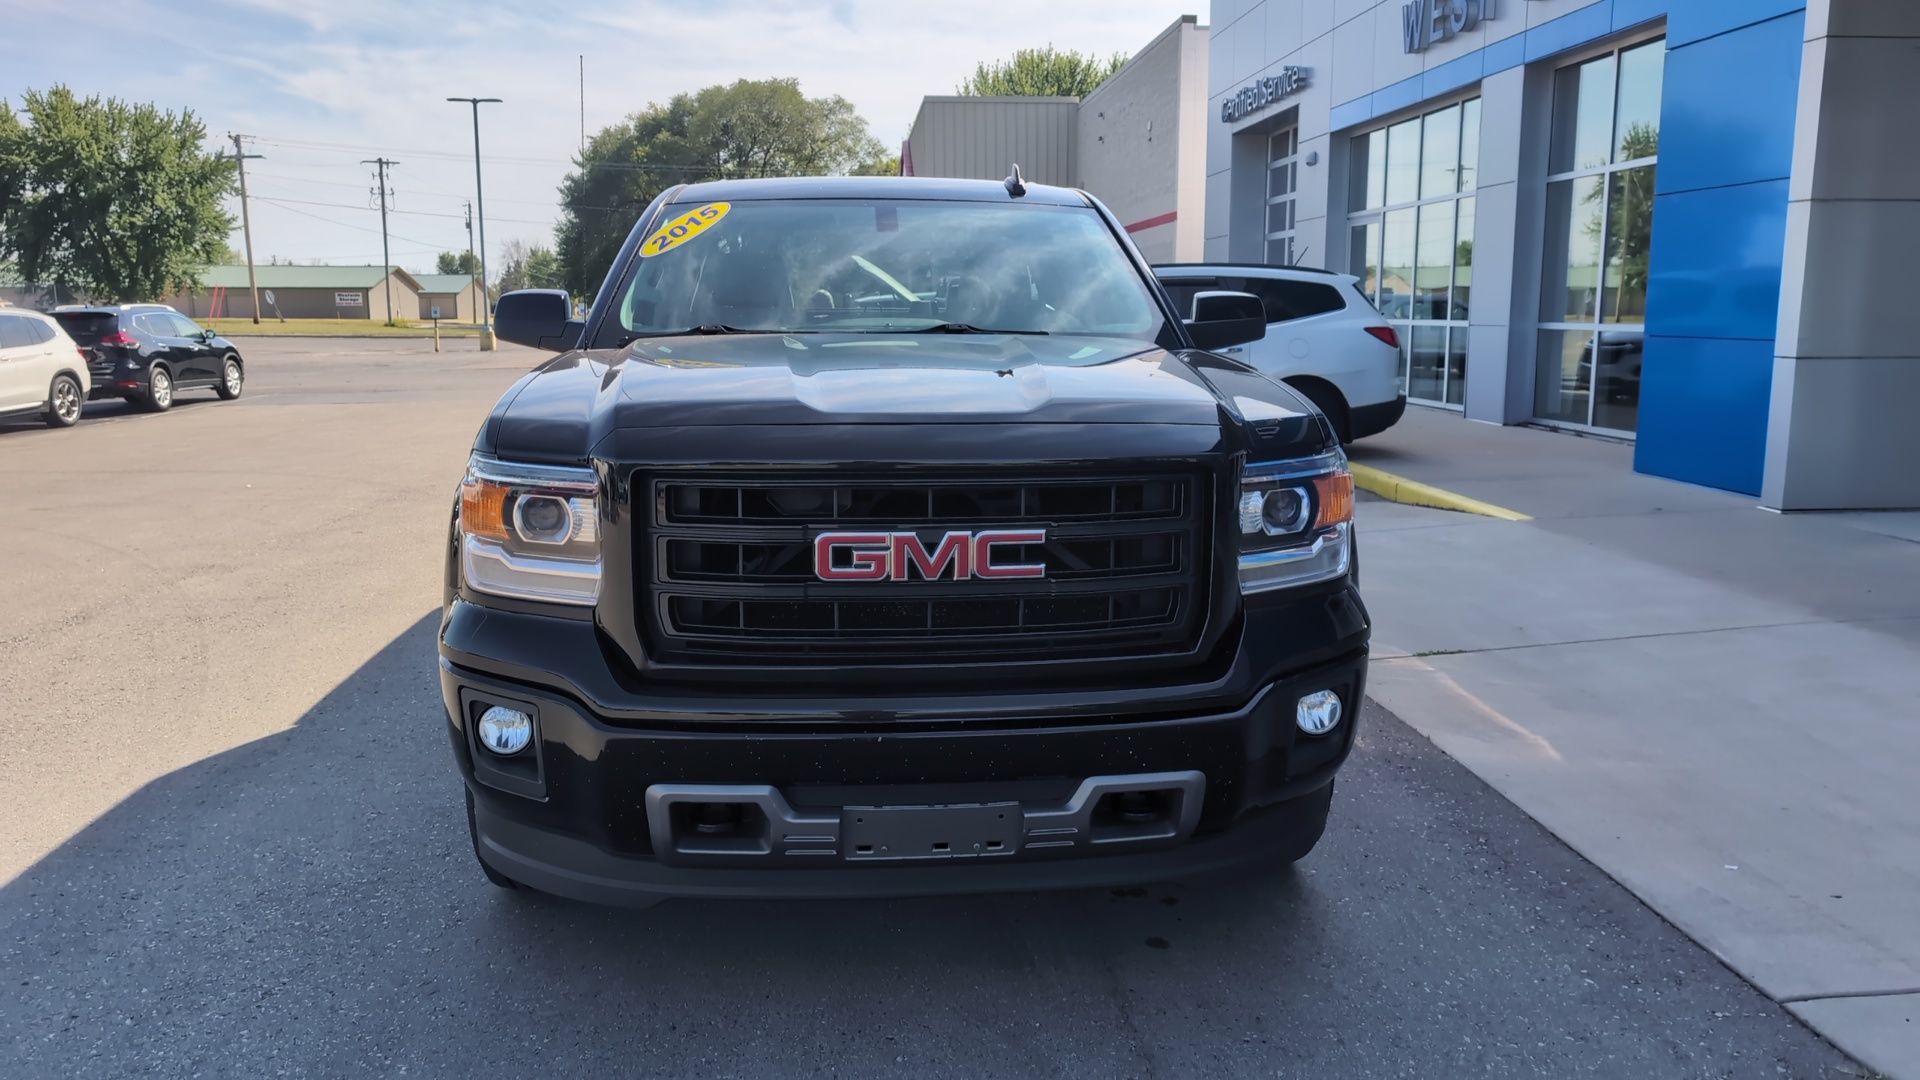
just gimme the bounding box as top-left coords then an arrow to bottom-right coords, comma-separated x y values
244,193 -> 557,225
250,197 -> 452,250
253,136 -> 711,173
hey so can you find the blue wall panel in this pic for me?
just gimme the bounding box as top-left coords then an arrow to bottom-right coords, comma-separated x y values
1634,6 -> 1804,493
1526,0 -> 1616,62
1644,180 -> 1792,340
1614,0 -> 1668,31
1667,0 -> 1806,47
1656,13 -> 1805,194
1634,337 -> 1774,494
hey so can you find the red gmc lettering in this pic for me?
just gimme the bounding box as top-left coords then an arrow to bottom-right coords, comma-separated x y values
890,531 -> 973,581
971,530 -> 1047,579
814,532 -> 891,581
813,529 -> 1047,581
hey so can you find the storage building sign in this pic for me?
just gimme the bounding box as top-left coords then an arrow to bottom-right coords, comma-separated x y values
335,292 -> 364,307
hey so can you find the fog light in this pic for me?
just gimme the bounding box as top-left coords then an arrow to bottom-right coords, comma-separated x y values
1296,690 -> 1342,736
476,706 -> 533,755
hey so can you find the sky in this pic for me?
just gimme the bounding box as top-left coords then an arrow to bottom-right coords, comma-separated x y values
6,0 -> 1200,276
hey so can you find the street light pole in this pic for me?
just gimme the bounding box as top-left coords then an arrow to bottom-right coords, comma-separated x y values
449,96 -> 503,351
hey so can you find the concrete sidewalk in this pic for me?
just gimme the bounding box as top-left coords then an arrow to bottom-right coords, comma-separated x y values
1349,406 -> 1920,1078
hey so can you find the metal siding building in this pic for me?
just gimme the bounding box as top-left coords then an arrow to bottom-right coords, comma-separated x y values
168,265 -> 423,322
908,97 -> 1081,187
412,274 -> 488,322
906,17 -> 1212,263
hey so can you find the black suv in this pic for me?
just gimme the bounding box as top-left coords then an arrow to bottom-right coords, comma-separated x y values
51,305 -> 245,411
446,176 -> 1368,906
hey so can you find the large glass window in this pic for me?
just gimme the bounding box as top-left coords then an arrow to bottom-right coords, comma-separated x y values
1266,128 -> 1299,266
1347,96 -> 1481,406
1534,38 -> 1664,433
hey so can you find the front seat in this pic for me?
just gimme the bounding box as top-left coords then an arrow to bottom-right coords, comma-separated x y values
700,252 -> 792,328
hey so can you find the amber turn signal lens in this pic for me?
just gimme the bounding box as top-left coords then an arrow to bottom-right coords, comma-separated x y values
460,479 -> 510,542
1313,470 -> 1354,530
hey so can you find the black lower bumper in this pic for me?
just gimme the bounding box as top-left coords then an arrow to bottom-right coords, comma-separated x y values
1349,394 -> 1407,441
471,779 -> 1335,906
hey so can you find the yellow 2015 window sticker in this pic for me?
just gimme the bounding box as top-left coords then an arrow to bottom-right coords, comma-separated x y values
639,202 -> 731,258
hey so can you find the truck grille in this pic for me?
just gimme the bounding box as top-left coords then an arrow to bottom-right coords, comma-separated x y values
638,472 -> 1209,665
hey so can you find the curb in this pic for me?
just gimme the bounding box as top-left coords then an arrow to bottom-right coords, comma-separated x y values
1349,463 -> 1532,521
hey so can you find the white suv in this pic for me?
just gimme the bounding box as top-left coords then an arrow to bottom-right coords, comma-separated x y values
0,306 -> 90,429
1154,264 -> 1404,443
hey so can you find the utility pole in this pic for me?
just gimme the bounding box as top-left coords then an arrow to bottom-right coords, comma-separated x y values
579,56 -> 586,154
362,157 -> 399,325
449,97 -> 502,350
227,134 -> 265,323
464,200 -> 477,322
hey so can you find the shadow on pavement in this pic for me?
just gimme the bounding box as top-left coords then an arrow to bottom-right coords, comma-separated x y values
0,615 -> 1855,1078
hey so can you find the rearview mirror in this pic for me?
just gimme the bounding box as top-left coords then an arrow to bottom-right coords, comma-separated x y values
494,290 -> 580,352
1184,291 -> 1267,352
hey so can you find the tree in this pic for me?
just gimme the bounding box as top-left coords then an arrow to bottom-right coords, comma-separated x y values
495,239 -> 565,295
554,78 -> 885,298
850,148 -> 900,176
0,86 -> 234,302
436,250 -> 480,275
1581,123 -> 1659,321
957,46 -> 1128,97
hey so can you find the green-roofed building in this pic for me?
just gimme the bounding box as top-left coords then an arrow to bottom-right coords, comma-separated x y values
166,265 -> 425,322
411,274 -> 488,323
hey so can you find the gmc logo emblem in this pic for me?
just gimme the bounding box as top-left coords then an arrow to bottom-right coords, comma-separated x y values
814,530 -> 1046,582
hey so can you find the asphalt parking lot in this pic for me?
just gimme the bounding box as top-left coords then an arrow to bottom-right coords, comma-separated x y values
0,339 -> 1859,1077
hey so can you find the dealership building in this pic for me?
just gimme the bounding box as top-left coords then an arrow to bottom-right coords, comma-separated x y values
909,0 -> 1916,509
1205,0 -> 1917,508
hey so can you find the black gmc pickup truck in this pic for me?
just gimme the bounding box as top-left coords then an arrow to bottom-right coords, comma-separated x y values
442,175 -> 1369,906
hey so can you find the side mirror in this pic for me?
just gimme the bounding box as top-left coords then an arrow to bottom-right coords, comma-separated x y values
494,289 -> 579,352
1184,291 -> 1267,352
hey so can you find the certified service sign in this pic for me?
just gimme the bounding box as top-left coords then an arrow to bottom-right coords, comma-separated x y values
1220,66 -> 1310,124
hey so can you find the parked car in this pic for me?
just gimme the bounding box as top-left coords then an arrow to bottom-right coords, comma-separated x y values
1154,264 -> 1405,443
0,305 -> 91,428
49,305 -> 245,412
447,176 -> 1368,906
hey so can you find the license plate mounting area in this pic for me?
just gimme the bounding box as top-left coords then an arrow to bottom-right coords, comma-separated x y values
841,802 -> 1021,861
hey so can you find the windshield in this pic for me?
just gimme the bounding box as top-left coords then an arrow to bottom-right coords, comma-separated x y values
605,198 -> 1165,343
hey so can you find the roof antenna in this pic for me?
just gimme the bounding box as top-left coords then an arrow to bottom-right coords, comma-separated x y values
1004,163 -> 1027,198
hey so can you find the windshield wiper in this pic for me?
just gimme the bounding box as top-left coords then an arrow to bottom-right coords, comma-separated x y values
614,324 -> 763,346
902,323 -> 1049,335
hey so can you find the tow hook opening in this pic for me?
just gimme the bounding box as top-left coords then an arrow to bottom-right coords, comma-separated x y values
1089,786 -> 1186,844
668,800 -> 772,855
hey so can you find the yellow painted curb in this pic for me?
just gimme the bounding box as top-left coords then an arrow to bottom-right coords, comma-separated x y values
1349,463 -> 1532,521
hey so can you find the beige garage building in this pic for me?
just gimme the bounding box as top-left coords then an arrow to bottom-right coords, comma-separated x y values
413,274 -> 488,323
169,265 -> 423,322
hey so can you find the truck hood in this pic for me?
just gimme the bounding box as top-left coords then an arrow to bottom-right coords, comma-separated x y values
482,332 -> 1332,463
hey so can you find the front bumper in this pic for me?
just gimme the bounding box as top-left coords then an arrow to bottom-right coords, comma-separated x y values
441,582 -> 1369,905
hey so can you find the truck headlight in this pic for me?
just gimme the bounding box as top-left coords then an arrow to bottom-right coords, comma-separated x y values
459,454 -> 601,605
1237,451 -> 1353,594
